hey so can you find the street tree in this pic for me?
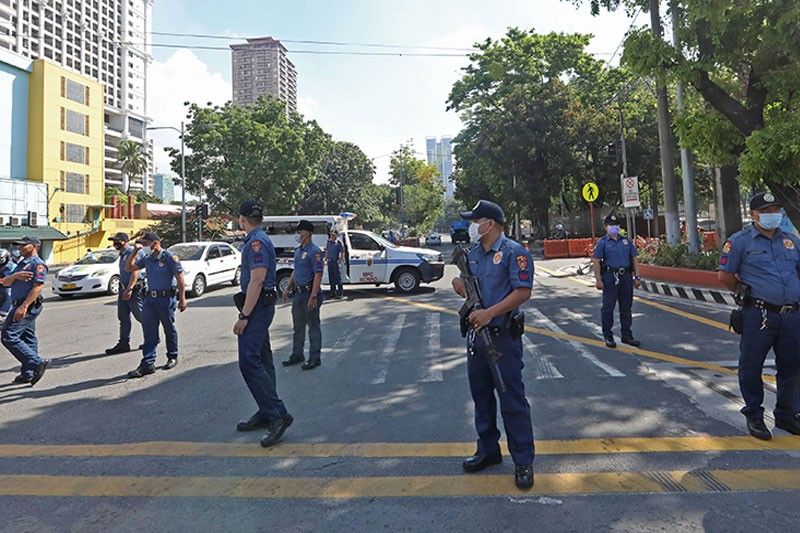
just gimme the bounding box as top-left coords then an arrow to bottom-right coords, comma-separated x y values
388,146 -> 444,235
116,140 -> 151,194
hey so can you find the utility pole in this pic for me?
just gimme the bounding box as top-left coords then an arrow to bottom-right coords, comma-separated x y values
619,105 -> 635,239
671,2 -> 700,253
649,0 -> 680,245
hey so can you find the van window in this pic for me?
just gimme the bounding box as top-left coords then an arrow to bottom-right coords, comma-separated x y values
265,221 -> 331,236
349,233 -> 383,251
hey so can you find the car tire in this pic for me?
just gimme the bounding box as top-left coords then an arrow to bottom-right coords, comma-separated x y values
393,267 -> 421,294
232,267 -> 241,287
107,275 -> 120,296
276,271 -> 291,298
189,274 -> 206,298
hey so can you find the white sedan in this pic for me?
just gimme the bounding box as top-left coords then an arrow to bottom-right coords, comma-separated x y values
168,242 -> 241,297
52,249 -> 122,298
425,232 -> 442,246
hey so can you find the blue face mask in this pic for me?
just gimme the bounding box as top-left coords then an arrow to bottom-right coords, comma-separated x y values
757,213 -> 783,230
607,225 -> 621,236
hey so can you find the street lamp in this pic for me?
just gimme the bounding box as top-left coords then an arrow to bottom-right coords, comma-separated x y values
146,122 -> 186,242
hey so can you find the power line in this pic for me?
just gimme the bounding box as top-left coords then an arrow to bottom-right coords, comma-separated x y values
119,42 -> 469,57
603,6 -> 643,71
149,31 -> 478,52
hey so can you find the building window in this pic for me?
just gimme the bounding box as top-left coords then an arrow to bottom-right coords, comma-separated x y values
62,77 -> 89,105
61,141 -> 89,165
60,171 -> 89,194
62,108 -> 89,136
62,204 -> 87,223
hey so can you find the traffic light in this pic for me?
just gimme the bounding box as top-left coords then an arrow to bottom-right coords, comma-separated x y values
202,203 -> 209,218
194,203 -> 209,218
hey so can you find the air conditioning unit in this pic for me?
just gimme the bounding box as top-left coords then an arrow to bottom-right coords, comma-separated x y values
0,216 -> 6,225
9,216 -> 21,226
27,211 -> 38,226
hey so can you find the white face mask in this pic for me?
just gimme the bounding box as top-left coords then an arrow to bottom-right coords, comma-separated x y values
469,221 -> 485,242
294,233 -> 302,244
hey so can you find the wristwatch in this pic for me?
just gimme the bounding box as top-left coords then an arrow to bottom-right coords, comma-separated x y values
634,275 -> 641,281
238,312 -> 249,320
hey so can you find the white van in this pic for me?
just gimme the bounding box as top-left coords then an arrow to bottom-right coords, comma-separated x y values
261,214 -> 445,295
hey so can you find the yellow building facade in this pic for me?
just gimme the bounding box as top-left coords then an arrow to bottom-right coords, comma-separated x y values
27,59 -> 106,263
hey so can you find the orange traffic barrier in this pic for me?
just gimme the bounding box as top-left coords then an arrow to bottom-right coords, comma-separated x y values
568,238 -> 593,258
702,231 -> 718,251
543,239 -> 570,259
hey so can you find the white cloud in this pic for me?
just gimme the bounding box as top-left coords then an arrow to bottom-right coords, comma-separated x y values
147,48 -> 231,175
297,96 -> 319,119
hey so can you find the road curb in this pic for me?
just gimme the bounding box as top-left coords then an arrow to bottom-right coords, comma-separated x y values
638,279 -> 737,306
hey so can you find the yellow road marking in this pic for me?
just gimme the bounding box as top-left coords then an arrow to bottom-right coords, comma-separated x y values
1,435 -> 798,458
1,468 -> 799,498
382,294 -> 776,384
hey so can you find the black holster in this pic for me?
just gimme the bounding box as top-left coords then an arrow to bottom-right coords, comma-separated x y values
510,311 -> 525,338
729,308 -> 743,335
234,289 -> 277,311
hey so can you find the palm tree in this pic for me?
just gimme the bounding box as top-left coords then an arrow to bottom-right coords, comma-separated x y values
116,140 -> 151,194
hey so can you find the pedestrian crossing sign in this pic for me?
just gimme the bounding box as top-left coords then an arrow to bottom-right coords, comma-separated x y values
582,182 -> 599,203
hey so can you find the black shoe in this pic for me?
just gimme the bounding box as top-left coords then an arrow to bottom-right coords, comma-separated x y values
13,373 -> 32,384
775,414 -> 800,435
462,451 -> 502,473
105,342 -> 131,355
237,413 -> 270,432
301,359 -> 321,371
260,414 -> 294,447
621,336 -> 641,347
163,358 -> 178,370
604,337 -> 617,349
746,418 -> 772,440
127,364 -> 156,379
515,464 -> 534,490
30,359 -> 49,386
282,357 -> 304,367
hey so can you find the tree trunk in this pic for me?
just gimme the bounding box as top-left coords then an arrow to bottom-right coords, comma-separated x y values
765,180 -> 800,229
714,165 -> 742,243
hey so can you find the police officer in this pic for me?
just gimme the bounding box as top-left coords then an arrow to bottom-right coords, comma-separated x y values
718,192 -> 800,440
592,214 -> 642,348
105,233 -> 144,355
282,220 -> 324,371
451,200 -> 535,490
233,201 -> 293,447
0,249 -> 13,320
1,236 -> 48,385
124,232 -> 187,378
325,231 -> 344,299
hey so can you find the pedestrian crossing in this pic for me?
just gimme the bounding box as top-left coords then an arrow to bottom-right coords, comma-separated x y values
313,306 -> 629,386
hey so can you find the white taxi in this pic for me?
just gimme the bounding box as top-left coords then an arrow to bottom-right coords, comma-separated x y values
167,241 -> 241,297
52,249 -> 122,298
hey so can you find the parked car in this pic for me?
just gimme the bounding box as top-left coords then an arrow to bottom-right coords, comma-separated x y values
167,241 -> 241,297
425,232 -> 442,246
52,249 -> 122,298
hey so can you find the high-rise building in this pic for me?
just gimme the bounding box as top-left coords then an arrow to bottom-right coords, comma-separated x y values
426,136 -> 455,200
0,0 -> 154,193
230,37 -> 297,113
152,172 -> 174,203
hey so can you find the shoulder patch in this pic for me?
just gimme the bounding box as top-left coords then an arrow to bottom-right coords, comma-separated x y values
722,240 -> 732,254
315,253 -> 321,261
493,251 -> 503,265
251,240 -> 262,252
516,255 -> 528,271
36,264 -> 45,272
784,238 -> 795,250
172,255 -> 180,263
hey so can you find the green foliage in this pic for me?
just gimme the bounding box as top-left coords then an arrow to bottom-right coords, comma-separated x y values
636,238 -> 720,271
140,214 -> 229,248
166,97 -> 330,216
116,140 -> 151,194
739,110 -> 800,186
105,186 -> 127,206
135,191 -> 162,204
387,147 -> 444,235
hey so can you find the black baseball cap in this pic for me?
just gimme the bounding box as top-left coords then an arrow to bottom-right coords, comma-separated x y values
295,220 -> 314,233
239,200 -> 263,217
12,236 -> 40,246
460,200 -> 506,225
136,232 -> 160,243
749,192 -> 782,211
108,232 -> 130,242
604,214 -> 620,225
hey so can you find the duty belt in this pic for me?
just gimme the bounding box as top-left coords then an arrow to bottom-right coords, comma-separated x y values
294,285 -> 313,294
743,297 -> 800,314
12,296 -> 43,308
602,266 -> 632,274
147,289 -> 175,298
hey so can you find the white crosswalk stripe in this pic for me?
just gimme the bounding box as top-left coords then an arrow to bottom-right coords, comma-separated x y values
522,334 -> 564,380
559,308 -> 604,339
419,313 -> 444,382
370,313 -> 406,384
322,322 -> 367,368
528,308 -> 625,377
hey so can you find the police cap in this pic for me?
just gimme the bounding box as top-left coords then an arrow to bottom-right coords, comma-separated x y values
295,220 -> 315,233
137,231 -> 160,244
460,200 -> 506,225
749,192 -> 782,211
604,214 -> 620,225
239,200 -> 263,217
108,232 -> 130,242
11,236 -> 41,246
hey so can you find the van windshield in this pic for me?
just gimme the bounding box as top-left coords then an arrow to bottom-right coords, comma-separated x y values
362,231 -> 396,249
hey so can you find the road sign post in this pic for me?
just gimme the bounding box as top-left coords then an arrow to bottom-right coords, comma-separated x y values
622,176 -> 641,239
582,182 -> 599,243
643,207 -> 654,238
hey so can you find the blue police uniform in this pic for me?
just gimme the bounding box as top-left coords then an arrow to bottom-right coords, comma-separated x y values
290,241 -> 325,363
325,239 -> 343,298
719,225 -> 800,421
0,263 -> 13,316
1,255 -> 48,379
238,227 -> 288,423
136,249 -> 182,367
466,234 -> 535,467
593,234 -> 638,341
116,245 -> 144,345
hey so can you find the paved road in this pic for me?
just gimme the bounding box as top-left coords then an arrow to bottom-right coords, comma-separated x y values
0,261 -> 798,532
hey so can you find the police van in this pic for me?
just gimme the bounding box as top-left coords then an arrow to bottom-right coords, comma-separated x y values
262,214 -> 444,295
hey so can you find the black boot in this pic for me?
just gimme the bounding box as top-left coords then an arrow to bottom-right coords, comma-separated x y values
515,464 -> 534,490
462,451 -> 502,473
105,342 -> 131,355
621,336 -> 641,347
746,418 -> 772,440
127,364 -> 156,379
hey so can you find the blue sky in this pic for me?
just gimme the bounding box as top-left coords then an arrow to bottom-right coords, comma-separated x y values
148,0 -> 637,183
